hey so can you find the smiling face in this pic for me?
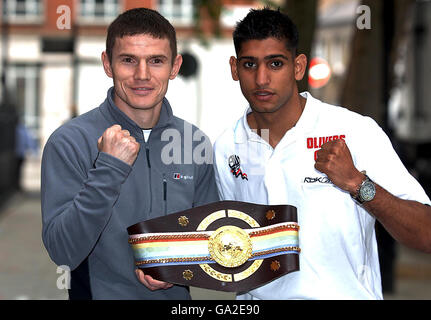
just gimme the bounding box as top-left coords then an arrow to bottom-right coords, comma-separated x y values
230,37 -> 306,116
102,33 -> 182,126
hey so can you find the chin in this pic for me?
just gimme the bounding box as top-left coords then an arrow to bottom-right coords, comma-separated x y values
250,105 -> 281,114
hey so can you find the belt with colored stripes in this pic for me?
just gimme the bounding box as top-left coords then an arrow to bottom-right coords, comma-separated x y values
127,201 -> 300,292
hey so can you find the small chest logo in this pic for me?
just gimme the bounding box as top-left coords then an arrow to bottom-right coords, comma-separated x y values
228,155 -> 248,180
304,176 -> 332,184
173,173 -> 193,180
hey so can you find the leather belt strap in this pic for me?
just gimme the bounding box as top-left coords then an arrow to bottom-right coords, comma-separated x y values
127,200 -> 300,292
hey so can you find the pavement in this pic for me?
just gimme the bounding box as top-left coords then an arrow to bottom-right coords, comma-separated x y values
0,155 -> 430,300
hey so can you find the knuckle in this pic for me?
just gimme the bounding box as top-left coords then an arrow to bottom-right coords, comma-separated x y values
327,154 -> 336,162
107,125 -> 120,135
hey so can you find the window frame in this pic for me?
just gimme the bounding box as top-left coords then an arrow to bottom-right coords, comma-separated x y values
2,0 -> 44,24
77,0 -> 121,25
157,0 -> 195,26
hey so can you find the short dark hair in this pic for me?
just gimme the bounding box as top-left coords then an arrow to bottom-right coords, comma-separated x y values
106,7 -> 177,63
233,8 -> 299,56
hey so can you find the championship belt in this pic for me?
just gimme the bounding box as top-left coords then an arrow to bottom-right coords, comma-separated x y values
127,201 -> 300,292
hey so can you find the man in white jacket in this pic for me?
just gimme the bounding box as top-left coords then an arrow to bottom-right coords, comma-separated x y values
213,8 -> 431,299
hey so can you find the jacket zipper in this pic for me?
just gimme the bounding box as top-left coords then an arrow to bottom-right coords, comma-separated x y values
163,174 -> 167,215
145,146 -> 151,168
145,144 -> 152,213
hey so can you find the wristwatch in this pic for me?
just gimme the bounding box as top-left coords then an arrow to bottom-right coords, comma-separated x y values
352,174 -> 376,204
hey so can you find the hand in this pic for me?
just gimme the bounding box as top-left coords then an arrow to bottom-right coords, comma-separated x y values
314,139 -> 364,195
97,125 -> 140,166
135,269 -> 174,291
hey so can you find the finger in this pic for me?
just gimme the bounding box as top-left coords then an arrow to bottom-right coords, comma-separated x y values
122,137 -> 132,144
97,137 -> 103,151
104,126 -> 121,141
122,130 -> 131,137
144,274 -> 173,289
314,148 -> 327,162
314,161 -> 324,173
135,269 -> 172,290
135,269 -> 156,290
111,124 -> 122,131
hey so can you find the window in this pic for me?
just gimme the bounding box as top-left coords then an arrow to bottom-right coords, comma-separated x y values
158,0 -> 194,25
79,0 -> 120,23
2,0 -> 43,22
6,64 -> 41,139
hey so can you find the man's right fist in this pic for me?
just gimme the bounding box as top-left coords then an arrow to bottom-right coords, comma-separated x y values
98,125 -> 140,166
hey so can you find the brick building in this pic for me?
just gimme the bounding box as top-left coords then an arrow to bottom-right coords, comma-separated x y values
0,0 -> 261,146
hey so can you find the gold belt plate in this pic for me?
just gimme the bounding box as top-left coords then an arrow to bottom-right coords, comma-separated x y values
208,225 -> 252,268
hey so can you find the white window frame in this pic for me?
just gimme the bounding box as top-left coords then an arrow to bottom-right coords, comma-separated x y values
2,0 -> 43,23
157,0 -> 194,26
77,0 -> 120,25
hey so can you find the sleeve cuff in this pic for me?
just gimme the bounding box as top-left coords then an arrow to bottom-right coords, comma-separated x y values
95,151 -> 133,177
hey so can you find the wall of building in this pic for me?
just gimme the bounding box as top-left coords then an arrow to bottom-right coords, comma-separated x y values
1,0 -> 256,148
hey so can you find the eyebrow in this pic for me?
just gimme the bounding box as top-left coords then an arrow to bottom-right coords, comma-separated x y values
117,53 -> 169,61
237,54 -> 290,62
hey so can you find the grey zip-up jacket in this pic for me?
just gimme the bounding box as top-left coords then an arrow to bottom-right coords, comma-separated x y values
41,87 -> 219,299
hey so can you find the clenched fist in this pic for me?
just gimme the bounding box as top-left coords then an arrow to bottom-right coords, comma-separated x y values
98,125 -> 140,166
314,139 -> 364,195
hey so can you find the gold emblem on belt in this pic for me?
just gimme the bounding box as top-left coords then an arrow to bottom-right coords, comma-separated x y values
197,209 -> 263,282
208,226 -> 252,268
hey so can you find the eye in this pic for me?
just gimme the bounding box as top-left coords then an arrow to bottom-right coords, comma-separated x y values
122,57 -> 135,64
150,57 -> 164,65
243,61 -> 256,69
270,60 -> 283,68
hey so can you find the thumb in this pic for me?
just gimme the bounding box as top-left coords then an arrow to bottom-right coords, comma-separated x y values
97,136 -> 103,150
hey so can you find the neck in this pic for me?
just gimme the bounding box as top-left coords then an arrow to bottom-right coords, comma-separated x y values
131,107 -> 161,129
113,95 -> 162,129
247,94 -> 306,149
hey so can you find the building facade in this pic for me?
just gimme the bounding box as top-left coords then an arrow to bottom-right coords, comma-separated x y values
1,0 -> 260,147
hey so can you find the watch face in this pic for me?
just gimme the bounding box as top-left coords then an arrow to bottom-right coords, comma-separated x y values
360,181 -> 376,202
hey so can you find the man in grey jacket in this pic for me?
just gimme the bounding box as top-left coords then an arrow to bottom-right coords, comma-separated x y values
41,8 -> 219,299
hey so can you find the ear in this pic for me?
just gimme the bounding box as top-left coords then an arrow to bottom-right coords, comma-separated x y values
101,51 -> 113,78
229,56 -> 239,81
169,54 -> 183,80
294,54 -> 307,81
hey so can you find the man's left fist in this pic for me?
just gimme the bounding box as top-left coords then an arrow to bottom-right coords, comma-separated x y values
314,139 -> 364,195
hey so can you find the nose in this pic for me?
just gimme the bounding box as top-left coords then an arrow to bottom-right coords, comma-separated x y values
134,60 -> 150,81
255,64 -> 270,87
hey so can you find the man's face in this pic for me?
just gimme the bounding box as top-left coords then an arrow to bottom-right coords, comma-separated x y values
102,34 -> 182,118
230,37 -> 305,114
